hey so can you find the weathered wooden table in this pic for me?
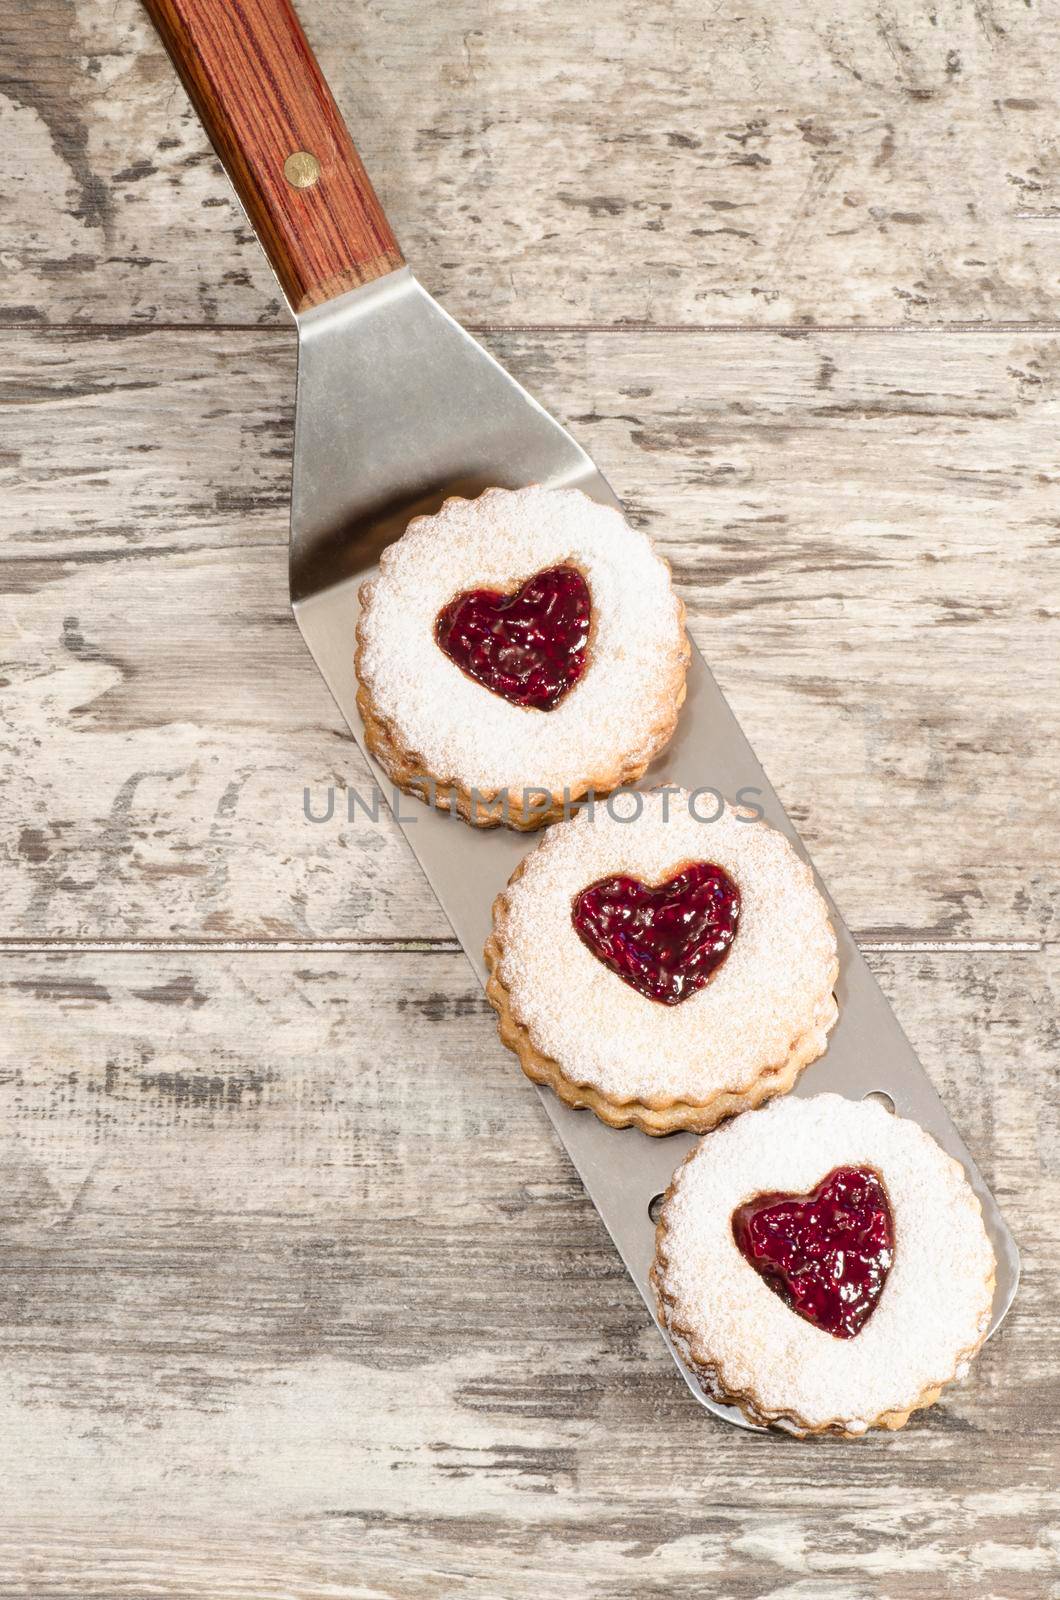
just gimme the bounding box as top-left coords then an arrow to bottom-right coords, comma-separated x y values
2,1 -> 1058,1594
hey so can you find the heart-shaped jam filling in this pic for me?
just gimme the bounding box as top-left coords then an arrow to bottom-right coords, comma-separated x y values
732,1166 -> 894,1339
434,565 -> 591,711
571,862 -> 740,1005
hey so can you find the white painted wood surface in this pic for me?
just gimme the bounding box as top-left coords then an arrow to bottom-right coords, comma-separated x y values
4,330 -> 1058,943
2,0 -> 1059,328
1,0 -> 1057,1594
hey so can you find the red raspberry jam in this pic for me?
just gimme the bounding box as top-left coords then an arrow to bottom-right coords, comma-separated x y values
571,862 -> 740,1005
434,565 -> 591,711
732,1166 -> 894,1339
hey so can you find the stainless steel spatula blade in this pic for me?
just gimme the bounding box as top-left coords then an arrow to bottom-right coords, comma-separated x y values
144,0 -> 1019,1428
291,269 -> 620,600
289,265 -> 1019,1427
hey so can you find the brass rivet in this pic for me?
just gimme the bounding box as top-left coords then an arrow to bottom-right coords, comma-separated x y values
284,150 -> 321,189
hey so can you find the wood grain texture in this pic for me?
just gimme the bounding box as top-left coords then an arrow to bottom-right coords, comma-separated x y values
3,327 -> 1057,942
4,0 -> 1059,1590
0,946 -> 1055,1597
2,0 -> 1059,328
141,0 -> 401,310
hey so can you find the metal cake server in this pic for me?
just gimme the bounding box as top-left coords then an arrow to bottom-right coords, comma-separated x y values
143,0 -> 1019,1425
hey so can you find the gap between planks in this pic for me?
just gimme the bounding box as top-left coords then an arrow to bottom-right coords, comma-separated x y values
0,937 -> 1043,955
6,321 -> 1060,337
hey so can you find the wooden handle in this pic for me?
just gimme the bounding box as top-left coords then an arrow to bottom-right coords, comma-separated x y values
142,0 -> 403,312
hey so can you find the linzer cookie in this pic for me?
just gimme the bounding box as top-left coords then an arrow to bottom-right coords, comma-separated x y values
354,486 -> 689,828
652,1094 -> 996,1435
484,790 -> 838,1132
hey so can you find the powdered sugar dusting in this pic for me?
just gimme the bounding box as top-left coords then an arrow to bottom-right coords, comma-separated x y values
356,486 -> 686,794
657,1094 -> 996,1430
497,791 -> 838,1104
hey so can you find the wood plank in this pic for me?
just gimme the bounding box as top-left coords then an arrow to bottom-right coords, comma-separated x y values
2,0 -> 1058,329
3,326 -> 1057,941
0,945 -> 1054,1597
